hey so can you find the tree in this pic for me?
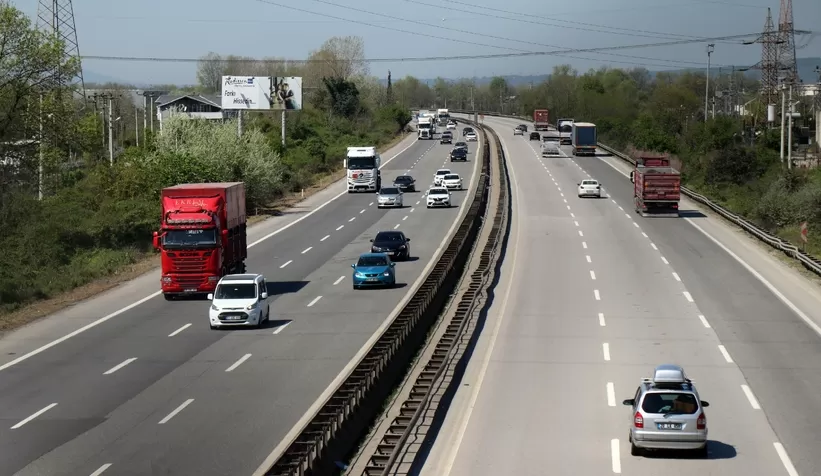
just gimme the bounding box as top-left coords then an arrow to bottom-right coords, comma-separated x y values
310,36 -> 368,80
196,52 -> 226,92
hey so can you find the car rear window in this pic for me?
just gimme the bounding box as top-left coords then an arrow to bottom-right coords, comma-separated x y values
582,180 -> 598,185
641,392 -> 699,414
444,175 -> 459,180
436,170 -> 450,175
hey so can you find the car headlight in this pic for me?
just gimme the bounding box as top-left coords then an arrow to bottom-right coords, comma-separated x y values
383,272 -> 391,276
355,272 -> 365,278
245,302 -> 257,310
399,245 -> 406,249
210,304 -> 219,311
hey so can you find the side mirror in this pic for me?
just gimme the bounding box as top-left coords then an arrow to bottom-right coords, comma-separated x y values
351,264 -> 356,269
207,293 -> 214,300
406,238 -> 410,241
152,231 -> 160,250
369,239 -> 374,242
390,262 -> 395,267
701,401 -> 710,407
260,292 -> 268,299
622,399 -> 635,406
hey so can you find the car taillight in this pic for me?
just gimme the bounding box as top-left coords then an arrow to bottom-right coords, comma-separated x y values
634,412 -> 643,428
696,412 -> 706,430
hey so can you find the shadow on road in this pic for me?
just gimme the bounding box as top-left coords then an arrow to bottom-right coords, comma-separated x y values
266,281 -> 310,296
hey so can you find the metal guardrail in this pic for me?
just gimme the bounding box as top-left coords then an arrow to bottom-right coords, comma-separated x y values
262,118 -> 492,476
361,122 -> 511,476
450,109 -> 821,277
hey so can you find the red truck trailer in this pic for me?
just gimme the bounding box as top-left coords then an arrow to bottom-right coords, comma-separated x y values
533,109 -> 550,131
153,182 -> 248,299
630,154 -> 681,217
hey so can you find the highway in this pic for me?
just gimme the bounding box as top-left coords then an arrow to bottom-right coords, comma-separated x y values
0,127 -> 481,476
421,114 -> 821,475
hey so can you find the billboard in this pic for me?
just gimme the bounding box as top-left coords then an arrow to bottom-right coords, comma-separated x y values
269,77 -> 303,111
221,76 -> 272,110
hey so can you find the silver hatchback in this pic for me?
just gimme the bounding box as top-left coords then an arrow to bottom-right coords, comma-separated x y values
377,187 -> 404,208
622,364 -> 710,457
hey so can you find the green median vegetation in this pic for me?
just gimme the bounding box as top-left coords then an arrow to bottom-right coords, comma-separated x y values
0,2 -> 411,318
396,66 -> 820,255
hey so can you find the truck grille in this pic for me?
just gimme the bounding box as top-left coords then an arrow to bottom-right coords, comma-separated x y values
171,255 -> 209,272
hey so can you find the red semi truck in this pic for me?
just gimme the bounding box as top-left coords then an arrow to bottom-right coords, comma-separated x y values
533,109 -> 550,131
153,182 -> 248,299
629,154 -> 681,217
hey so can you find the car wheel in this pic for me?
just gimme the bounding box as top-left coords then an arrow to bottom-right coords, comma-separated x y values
353,285 -> 359,290
630,441 -> 642,456
210,324 -> 219,330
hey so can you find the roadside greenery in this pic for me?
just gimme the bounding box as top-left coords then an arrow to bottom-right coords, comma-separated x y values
392,66 -> 820,254
0,0 -> 410,314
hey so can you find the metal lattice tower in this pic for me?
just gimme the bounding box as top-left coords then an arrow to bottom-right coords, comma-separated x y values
776,0 -> 799,84
36,0 -> 85,97
744,8 -> 780,106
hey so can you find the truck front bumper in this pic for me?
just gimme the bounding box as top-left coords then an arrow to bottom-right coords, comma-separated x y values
161,274 -> 219,294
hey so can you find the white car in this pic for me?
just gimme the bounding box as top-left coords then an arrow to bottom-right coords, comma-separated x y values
433,168 -> 452,186
577,179 -> 602,198
208,274 -> 270,329
513,128 -> 523,136
447,122 -> 456,130
465,131 -> 478,141
442,173 -> 463,190
541,142 -> 560,156
426,187 -> 452,208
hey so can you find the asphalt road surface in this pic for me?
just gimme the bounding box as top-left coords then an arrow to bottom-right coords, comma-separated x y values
422,115 -> 821,476
0,127 -> 481,476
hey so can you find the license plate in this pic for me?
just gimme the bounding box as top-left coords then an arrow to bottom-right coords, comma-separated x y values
184,288 -> 197,292
367,278 -> 379,282
224,315 -> 243,321
657,422 -> 682,430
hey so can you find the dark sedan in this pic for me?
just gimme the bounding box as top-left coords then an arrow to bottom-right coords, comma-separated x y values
450,148 -> 468,162
393,175 -> 416,192
370,230 -> 411,260
529,132 -> 540,140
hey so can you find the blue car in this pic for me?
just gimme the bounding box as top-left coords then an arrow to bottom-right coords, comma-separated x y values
351,253 -> 396,289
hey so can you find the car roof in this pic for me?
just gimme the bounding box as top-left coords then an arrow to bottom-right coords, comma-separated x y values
221,274 -> 262,282
375,230 -> 403,238
436,168 -> 451,172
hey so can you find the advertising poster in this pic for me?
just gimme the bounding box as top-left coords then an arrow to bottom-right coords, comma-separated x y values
221,76 -> 272,110
268,77 -> 303,111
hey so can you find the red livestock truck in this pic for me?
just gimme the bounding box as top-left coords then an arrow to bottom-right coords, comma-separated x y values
629,154 -> 681,217
533,109 -> 550,131
153,182 -> 248,299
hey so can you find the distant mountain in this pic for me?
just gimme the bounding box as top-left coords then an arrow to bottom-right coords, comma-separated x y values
82,68 -> 130,86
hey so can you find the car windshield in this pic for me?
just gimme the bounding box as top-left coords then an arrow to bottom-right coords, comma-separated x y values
444,175 -> 459,180
429,189 -> 448,195
214,282 -> 257,300
357,256 -> 388,267
455,143 -> 466,147
641,392 -> 699,414
380,187 -> 400,195
452,149 -> 465,155
374,232 -> 403,242
394,176 -> 411,183
467,132 -> 476,136
163,229 -> 217,248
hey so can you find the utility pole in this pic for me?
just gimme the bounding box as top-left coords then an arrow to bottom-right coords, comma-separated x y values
143,95 -> 147,143
281,110 -> 286,146
780,83 -> 786,162
787,83 -> 793,169
38,93 -> 44,201
108,97 -> 114,165
135,107 -> 139,147
705,44 -> 715,122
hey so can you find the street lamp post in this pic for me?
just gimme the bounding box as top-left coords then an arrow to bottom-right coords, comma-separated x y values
705,44 -> 715,122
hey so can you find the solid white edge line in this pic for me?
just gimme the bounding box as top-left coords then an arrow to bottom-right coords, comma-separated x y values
598,312 -> 606,326
168,323 -> 192,337
602,343 -> 610,361
698,314 -> 711,328
103,357 -> 138,375
226,353 -> 252,372
11,403 -> 58,429
272,322 -> 291,335
606,382 -> 616,406
158,398 -> 194,424
773,442 -> 800,476
435,126 -> 517,476
89,464 -> 112,476
717,345 -> 733,363
610,439 -> 621,473
741,384 -> 762,410
306,296 -> 322,307
333,276 -> 345,285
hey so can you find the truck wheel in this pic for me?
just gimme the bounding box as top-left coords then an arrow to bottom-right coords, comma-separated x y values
164,294 -> 175,301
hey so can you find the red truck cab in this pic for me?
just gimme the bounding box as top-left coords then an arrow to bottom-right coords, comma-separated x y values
153,182 -> 248,299
630,154 -> 681,217
533,109 -> 550,131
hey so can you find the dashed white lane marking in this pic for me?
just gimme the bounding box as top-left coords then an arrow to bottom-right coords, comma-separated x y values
594,289 -> 601,300
606,382 -> 616,406
742,384 -> 762,410
158,399 -> 194,424
301,247 -> 312,254
618,206 -> 624,211
641,232 -> 648,238
672,272 -> 681,281
598,313 -> 606,326
369,202 -> 374,206
574,221 -> 580,227
717,345 -> 733,363
602,343 -> 610,361
336,225 -> 344,231
773,442 -> 799,476
590,270 -> 597,280
272,321 -> 291,335
402,215 -> 408,221
578,230 -> 584,237
683,291 -> 694,302
624,213 -> 630,218
410,208 -> 415,212
563,199 -> 568,203
280,260 -> 292,269
168,323 -> 191,337
570,212 -> 575,218
103,357 -> 137,375
698,315 -> 711,328
360,209 -> 366,214
320,235 -> 330,242
582,242 -> 588,249
89,464 -> 112,476
307,296 -> 322,307
394,224 -> 400,229
632,222 -> 639,228
661,256 -> 669,265
11,403 -> 58,429
348,217 -> 356,222
333,276 -> 345,285
611,439 -> 621,473
650,242 -> 658,250
226,353 -> 252,372
586,255 -> 592,263
566,205 -> 571,210
611,199 -> 617,204
416,200 -> 420,205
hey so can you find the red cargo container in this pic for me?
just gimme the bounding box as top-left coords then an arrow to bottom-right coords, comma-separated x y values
153,182 -> 248,299
630,155 -> 681,217
533,109 -> 550,131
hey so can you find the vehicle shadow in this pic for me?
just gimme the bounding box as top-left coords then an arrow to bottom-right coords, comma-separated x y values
678,209 -> 706,218
266,281 -> 309,296
643,440 -> 737,460
400,256 -> 420,263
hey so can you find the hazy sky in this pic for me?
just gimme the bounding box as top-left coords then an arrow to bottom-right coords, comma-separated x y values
12,0 -> 821,85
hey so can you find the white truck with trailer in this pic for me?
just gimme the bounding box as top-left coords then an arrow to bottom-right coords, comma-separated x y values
345,146 -> 382,193
417,117 -> 434,139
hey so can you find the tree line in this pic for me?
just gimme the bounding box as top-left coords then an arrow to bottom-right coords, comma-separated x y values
0,1 -> 411,316
391,65 -> 820,254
